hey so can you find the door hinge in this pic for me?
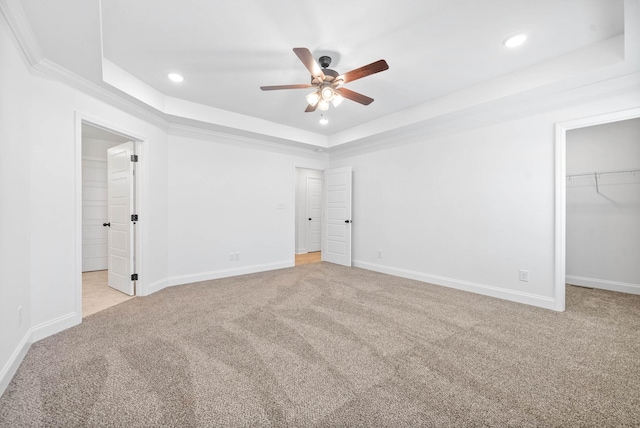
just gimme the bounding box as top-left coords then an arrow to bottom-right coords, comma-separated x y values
131,154 -> 138,162
131,273 -> 138,281
131,214 -> 139,222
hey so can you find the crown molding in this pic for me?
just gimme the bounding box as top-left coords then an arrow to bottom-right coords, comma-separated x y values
32,59 -> 171,132
0,0 -> 42,65
168,123 -> 327,159
328,71 -> 640,159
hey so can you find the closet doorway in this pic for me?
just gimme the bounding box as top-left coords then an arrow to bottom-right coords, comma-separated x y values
81,123 -> 136,317
295,168 -> 323,266
565,118 -> 640,296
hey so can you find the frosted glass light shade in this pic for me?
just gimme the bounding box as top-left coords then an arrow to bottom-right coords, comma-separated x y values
306,91 -> 320,106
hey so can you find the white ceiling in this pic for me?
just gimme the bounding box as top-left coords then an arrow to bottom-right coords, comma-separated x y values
15,0 -> 628,146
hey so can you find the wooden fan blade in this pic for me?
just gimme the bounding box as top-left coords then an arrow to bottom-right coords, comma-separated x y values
335,88 -> 374,105
339,59 -> 389,84
305,103 -> 318,113
293,47 -> 325,81
260,84 -> 314,91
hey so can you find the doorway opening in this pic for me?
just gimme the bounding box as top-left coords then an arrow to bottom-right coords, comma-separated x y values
555,108 -> 640,311
295,168 -> 323,266
80,122 -> 140,317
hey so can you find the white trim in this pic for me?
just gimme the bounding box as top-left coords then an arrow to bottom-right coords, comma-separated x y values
296,249 -> 309,255
146,279 -> 168,295
166,261 -> 293,288
0,331 -> 31,397
354,261 -> 558,311
566,276 -> 640,295
0,0 -> 43,65
30,312 -> 78,343
168,124 -> 326,157
554,107 -> 640,312
1,309 -> 80,396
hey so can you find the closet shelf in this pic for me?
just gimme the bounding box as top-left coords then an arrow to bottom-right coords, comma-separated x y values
566,168 -> 640,194
566,168 -> 640,178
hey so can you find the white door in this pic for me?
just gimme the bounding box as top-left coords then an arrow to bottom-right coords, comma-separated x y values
306,176 -> 323,252
107,141 -> 135,296
82,157 -> 108,271
322,166 -> 352,266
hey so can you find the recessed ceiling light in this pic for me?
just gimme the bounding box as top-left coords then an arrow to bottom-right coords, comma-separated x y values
315,148 -> 324,152
319,115 -> 329,125
503,33 -> 527,48
168,73 -> 184,83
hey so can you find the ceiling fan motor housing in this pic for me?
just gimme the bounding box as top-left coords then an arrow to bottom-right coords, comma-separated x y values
319,55 -> 332,68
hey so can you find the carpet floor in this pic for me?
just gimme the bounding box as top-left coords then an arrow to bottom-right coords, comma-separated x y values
1,263 -> 639,427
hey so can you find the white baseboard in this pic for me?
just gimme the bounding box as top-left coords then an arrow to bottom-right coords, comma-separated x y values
296,248 -> 308,254
354,260 -> 558,311
1,311 -> 81,397
30,312 -> 79,343
0,331 -> 31,398
145,278 -> 168,296
166,261 -> 294,288
566,275 -> 640,295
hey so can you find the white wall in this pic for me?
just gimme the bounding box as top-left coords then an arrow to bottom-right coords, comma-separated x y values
0,6 -> 171,394
566,118 -> 640,293
0,11 -> 33,394
330,85 -> 640,310
165,133 -> 327,288
295,168 -> 323,253
27,74 -> 170,336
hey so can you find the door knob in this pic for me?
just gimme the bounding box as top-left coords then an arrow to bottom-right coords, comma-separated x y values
103,222 -> 110,227
344,220 -> 352,223
309,218 -> 312,221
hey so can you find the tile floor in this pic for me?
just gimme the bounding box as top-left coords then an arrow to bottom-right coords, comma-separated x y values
295,251 -> 322,266
82,270 -> 134,318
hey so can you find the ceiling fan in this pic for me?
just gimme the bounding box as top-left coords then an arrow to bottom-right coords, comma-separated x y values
260,48 -> 389,112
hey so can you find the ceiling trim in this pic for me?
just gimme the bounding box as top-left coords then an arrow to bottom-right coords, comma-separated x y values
0,0 -> 43,65
102,59 -> 329,148
328,71 -> 640,159
168,123 -> 328,159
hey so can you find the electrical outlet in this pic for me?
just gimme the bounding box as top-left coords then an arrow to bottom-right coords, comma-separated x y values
18,306 -> 22,326
230,253 -> 234,261
377,250 -> 383,258
519,269 -> 529,282
235,252 -> 240,261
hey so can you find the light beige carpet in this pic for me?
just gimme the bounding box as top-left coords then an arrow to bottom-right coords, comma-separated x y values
1,263 -> 639,427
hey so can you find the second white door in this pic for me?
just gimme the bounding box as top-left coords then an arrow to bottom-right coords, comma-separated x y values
322,166 -> 352,266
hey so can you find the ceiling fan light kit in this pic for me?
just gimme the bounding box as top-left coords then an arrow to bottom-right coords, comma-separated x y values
260,47 -> 389,113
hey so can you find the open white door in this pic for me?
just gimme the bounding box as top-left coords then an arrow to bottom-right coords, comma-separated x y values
322,166 -> 352,266
107,141 -> 135,296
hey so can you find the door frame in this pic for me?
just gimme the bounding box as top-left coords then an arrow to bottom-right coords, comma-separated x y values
554,107 -> 640,312
75,112 -> 147,323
